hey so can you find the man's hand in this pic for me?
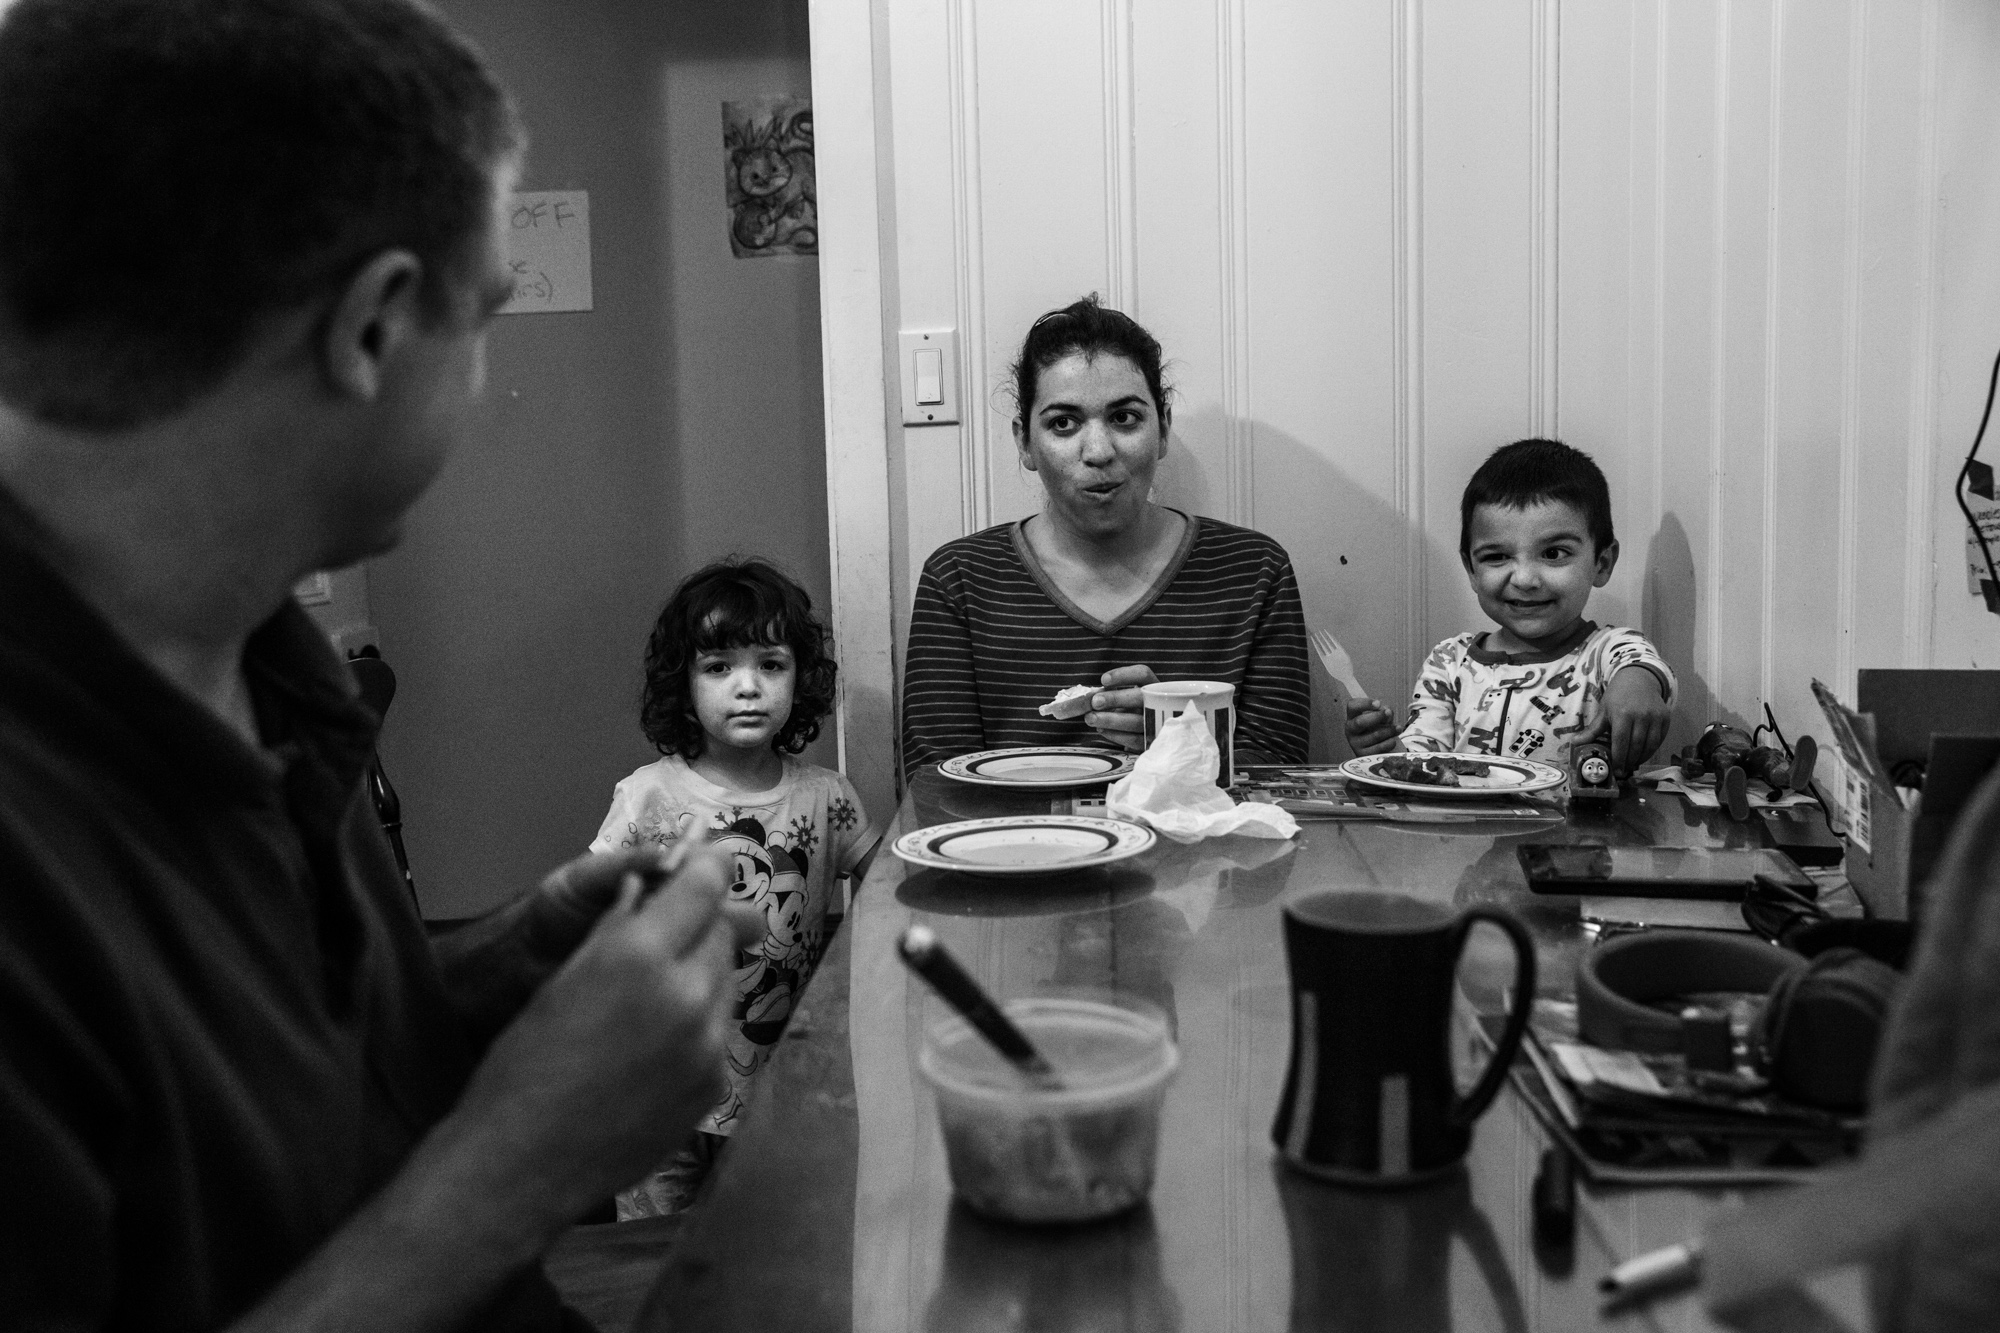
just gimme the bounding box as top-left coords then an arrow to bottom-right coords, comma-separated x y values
1344,696 -> 1401,756
1582,666 -> 1673,776
442,844 -> 759,1225
1084,664 -> 1159,752
431,845 -> 698,1048
521,846 -> 676,963
232,847 -> 761,1333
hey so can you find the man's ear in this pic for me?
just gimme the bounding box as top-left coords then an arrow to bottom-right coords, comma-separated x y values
1012,416 -> 1038,472
320,250 -> 426,403
1593,537 -> 1621,587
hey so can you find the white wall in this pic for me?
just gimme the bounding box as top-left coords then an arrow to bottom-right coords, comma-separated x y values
869,0 -> 2000,761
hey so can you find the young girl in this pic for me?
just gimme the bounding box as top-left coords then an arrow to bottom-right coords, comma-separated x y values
590,557 -> 877,1217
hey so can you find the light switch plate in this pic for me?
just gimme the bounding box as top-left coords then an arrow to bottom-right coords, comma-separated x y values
293,571 -> 333,606
898,328 -> 960,426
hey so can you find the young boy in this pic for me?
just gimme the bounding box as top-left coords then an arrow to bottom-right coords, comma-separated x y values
1345,439 -> 1674,775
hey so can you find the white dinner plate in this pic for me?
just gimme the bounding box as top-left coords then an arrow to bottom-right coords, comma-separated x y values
1340,752 -> 1566,799
892,815 -> 1156,876
938,746 -> 1136,789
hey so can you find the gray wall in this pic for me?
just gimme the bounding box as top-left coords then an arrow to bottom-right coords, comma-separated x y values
372,0 -> 829,919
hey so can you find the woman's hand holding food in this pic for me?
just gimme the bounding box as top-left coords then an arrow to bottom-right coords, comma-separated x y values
1343,696 -> 1401,756
1085,664 -> 1159,752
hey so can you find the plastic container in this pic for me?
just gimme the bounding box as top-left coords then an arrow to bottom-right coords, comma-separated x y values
1139,680 -> 1236,787
917,997 -> 1179,1224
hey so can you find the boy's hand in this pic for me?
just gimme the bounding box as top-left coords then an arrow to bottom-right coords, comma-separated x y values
1582,666 -> 1673,775
1344,697 -> 1401,756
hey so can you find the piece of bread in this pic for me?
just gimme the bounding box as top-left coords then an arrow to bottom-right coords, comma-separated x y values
1038,683 -> 1097,720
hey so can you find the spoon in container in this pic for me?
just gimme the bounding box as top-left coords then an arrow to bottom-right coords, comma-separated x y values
897,923 -> 1065,1092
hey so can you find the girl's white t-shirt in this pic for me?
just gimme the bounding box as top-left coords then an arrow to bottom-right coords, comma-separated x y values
590,754 -> 876,1135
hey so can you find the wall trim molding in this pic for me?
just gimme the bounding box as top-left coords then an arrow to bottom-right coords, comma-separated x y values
1531,0 -> 1560,437
1704,10 -> 1733,698
809,0 -> 899,820
1394,0 -> 1427,681
1757,0 -> 1786,707
1216,0 -> 1253,528
947,0 -> 992,534
1649,2 -> 1669,593
1835,0 -> 1871,697
1905,0 -> 1942,665
1101,0 -> 1138,310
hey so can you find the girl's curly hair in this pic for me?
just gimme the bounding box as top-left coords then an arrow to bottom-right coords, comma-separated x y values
639,557 -> 837,759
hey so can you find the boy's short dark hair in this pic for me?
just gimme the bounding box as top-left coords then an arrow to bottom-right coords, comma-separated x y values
640,558 -> 838,760
1458,438 -> 1615,559
0,0 -> 522,431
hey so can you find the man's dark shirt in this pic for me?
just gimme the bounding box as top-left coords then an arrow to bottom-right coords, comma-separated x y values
0,492 -> 574,1330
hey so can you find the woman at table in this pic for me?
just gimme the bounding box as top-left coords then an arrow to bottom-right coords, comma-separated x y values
900,295 -> 1311,781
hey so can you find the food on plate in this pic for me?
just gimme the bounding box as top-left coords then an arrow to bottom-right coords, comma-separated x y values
1039,683 -> 1098,720
1375,754 -> 1495,787
937,1103 -> 1159,1223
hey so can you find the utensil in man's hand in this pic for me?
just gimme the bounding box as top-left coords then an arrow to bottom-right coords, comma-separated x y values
631,828 -> 711,908
1309,629 -> 1370,700
897,924 -> 1064,1090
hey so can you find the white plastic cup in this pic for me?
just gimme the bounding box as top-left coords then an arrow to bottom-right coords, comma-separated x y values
917,997 -> 1179,1224
1139,680 -> 1237,787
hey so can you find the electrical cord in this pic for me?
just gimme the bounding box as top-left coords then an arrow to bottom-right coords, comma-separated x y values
1954,344 -> 2000,609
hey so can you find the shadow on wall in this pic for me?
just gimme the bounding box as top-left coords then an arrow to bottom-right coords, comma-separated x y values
1143,415 -> 1733,770
1156,411 -> 1423,766
1641,513 -> 1744,756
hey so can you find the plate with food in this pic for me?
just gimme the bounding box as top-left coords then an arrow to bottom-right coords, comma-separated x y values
939,747 -> 1136,789
1340,752 -> 1565,798
892,815 -> 1156,876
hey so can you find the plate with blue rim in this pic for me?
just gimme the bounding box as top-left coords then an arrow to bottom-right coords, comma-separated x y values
938,746 -> 1136,789
892,815 -> 1156,876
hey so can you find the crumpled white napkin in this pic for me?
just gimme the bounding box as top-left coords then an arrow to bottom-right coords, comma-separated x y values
1107,701 -> 1299,843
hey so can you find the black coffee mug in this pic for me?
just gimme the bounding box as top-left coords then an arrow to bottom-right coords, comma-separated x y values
1271,891 -> 1535,1184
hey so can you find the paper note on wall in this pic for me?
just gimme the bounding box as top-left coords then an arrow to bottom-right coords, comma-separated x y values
500,191 -> 592,314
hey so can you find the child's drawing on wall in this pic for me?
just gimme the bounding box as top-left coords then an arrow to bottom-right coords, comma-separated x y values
722,96 -> 816,258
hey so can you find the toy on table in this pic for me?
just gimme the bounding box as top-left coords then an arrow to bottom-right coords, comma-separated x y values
1672,715 -> 1818,822
1568,740 -> 1620,802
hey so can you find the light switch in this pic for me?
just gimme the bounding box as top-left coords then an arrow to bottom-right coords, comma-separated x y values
914,348 -> 944,405
898,328 -> 960,425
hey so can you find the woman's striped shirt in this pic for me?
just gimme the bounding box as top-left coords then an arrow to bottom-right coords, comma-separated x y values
900,513 -> 1311,781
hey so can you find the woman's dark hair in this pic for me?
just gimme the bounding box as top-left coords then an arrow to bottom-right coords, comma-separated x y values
1009,293 -> 1172,430
639,558 -> 837,759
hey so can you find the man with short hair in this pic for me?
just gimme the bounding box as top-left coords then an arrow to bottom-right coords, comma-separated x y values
0,2 -> 750,1328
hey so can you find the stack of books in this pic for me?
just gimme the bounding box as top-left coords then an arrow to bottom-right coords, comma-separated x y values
1489,999 -> 1861,1185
